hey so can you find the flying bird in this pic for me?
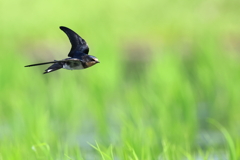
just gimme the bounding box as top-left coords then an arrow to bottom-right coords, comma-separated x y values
25,26 -> 99,74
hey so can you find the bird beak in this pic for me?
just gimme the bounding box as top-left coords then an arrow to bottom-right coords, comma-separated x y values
95,60 -> 100,63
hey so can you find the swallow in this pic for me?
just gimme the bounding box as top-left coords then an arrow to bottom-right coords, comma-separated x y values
25,26 -> 99,74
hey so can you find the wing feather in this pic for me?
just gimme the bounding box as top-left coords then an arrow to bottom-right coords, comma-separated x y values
60,26 -> 89,57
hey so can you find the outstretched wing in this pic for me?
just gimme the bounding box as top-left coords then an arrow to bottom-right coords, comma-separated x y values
60,26 -> 89,57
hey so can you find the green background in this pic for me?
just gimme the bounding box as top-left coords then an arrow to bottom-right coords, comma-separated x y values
0,0 -> 240,159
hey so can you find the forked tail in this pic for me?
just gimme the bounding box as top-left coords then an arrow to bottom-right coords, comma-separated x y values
25,60 -> 64,74
43,63 -> 63,74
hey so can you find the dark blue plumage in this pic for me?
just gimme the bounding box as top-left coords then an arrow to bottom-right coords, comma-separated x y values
25,26 -> 99,74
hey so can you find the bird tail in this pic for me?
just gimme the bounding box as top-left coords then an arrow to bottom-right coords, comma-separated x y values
25,60 -> 59,67
43,63 -> 63,74
25,60 -> 64,74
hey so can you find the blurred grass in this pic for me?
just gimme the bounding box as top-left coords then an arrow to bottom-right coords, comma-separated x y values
1,0 -> 240,159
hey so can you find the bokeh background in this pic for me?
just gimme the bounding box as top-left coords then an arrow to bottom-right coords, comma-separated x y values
1,0 -> 240,159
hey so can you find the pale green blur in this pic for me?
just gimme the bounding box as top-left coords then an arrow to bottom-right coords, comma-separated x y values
0,0 -> 240,159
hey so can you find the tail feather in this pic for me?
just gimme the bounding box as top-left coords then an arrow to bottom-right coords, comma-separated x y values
25,61 -> 57,67
43,63 -> 63,74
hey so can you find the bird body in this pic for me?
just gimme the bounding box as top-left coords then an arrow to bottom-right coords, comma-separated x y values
62,60 -> 84,70
25,26 -> 99,74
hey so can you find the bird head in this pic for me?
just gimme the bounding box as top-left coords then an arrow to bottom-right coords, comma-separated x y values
85,55 -> 100,67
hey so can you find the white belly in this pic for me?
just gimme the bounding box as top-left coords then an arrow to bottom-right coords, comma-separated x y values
63,63 -> 84,70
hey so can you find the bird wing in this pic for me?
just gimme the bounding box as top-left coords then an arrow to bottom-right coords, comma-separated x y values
60,26 -> 89,57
